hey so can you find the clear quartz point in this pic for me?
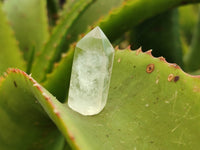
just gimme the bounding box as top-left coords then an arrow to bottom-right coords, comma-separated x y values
68,26 -> 115,116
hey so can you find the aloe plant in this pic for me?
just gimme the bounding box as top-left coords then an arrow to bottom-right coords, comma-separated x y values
1,0 -> 200,149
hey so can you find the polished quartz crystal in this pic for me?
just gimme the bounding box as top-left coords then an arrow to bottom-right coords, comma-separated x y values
68,26 -> 115,116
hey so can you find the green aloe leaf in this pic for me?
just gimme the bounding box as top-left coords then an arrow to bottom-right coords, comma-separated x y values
179,4 -> 199,45
184,7 -> 200,71
0,68 -> 69,150
43,46 -> 74,102
47,0 -> 60,26
59,0 -> 124,50
0,2 -> 25,75
98,0 -> 200,42
43,49 -> 200,150
32,0 -> 124,83
31,0 -> 94,82
3,0 -> 49,62
2,49 -> 200,149
31,0 -> 200,82
130,9 -> 183,66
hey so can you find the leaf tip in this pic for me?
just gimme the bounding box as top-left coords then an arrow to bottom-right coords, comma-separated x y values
136,47 -> 142,55
158,56 -> 166,62
33,83 -> 43,92
169,63 -> 180,69
145,49 -> 153,56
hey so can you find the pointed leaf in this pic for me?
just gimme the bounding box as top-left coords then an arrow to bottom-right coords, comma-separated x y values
0,2 -> 25,75
43,46 -> 74,102
31,0 -> 93,82
98,0 -> 200,42
59,0 -> 124,51
0,69 -> 69,150
3,0 -> 49,61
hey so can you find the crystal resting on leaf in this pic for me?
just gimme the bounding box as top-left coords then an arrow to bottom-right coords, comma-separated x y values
68,26 -> 115,116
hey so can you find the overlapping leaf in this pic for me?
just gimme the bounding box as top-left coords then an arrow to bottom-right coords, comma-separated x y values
0,69 -> 68,150
184,7 -> 200,71
130,9 -> 183,66
3,0 -> 49,62
0,2 -> 25,75
31,0 -> 94,82
98,0 -> 200,42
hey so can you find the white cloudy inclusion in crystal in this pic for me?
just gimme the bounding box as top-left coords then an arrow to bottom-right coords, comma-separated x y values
68,26 -> 115,116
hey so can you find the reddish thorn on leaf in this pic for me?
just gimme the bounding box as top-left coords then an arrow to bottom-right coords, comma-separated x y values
169,63 -> 180,69
54,109 -> 60,117
68,130 -> 75,141
89,26 -> 95,30
72,42 -> 76,48
136,47 -> 142,55
145,50 -> 152,56
115,45 -> 119,50
22,71 -> 28,77
127,45 -> 131,50
34,84 -> 42,92
80,33 -> 85,38
54,63 -> 59,68
158,57 -> 166,62
11,69 -> 17,73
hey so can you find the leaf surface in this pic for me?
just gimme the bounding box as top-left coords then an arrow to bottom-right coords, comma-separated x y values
52,49 -> 200,150
2,49 -> 200,149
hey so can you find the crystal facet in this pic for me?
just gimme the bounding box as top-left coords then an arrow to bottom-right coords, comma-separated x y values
68,26 -> 115,116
